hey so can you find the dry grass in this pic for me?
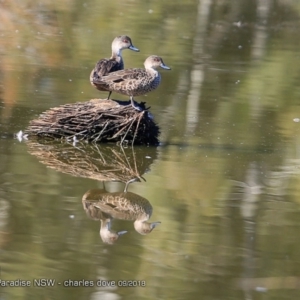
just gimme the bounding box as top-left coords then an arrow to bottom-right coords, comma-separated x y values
25,99 -> 160,145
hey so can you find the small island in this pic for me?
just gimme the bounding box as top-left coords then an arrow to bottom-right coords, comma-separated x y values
25,99 -> 160,146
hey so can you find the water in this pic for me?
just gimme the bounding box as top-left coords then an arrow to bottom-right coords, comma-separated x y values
1,0 -> 300,299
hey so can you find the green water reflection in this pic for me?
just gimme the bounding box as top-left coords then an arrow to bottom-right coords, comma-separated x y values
2,0 -> 300,299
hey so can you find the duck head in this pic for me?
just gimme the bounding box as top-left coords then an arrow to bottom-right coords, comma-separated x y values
144,55 -> 171,70
112,35 -> 139,55
100,218 -> 127,245
134,220 -> 161,235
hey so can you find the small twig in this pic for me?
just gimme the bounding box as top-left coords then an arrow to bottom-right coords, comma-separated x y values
120,118 -> 136,146
132,111 -> 144,146
92,121 -> 109,142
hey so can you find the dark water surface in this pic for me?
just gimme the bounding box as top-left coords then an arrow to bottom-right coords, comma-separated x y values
1,1 -> 300,299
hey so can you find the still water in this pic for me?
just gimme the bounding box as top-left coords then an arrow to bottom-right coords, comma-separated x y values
1,0 -> 300,299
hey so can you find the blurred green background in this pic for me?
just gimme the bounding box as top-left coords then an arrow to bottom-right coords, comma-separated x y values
1,0 -> 300,299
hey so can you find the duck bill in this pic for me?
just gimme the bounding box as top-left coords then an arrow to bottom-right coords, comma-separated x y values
129,45 -> 140,52
150,221 -> 161,230
160,63 -> 171,70
117,230 -> 128,236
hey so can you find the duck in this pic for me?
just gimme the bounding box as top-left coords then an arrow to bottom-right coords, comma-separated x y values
92,55 -> 171,110
90,35 -> 139,99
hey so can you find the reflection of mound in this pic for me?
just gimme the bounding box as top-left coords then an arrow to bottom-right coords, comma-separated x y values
26,140 -> 158,182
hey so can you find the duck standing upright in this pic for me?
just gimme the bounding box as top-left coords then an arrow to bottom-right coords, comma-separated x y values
90,35 -> 139,99
92,55 -> 171,110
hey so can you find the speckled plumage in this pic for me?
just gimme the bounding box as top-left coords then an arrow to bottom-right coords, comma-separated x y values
93,191 -> 161,235
92,55 -> 171,110
90,35 -> 139,99
83,188 -> 160,235
82,190 -> 127,244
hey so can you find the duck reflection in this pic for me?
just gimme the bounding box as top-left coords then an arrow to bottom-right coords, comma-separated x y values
82,183 -> 160,244
82,196 -> 127,245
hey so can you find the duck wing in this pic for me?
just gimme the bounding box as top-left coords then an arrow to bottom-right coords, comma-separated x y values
94,68 -> 146,84
96,202 -> 132,217
91,58 -> 121,78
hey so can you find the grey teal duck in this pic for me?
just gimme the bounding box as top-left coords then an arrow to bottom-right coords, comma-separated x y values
92,55 -> 171,110
90,35 -> 139,99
